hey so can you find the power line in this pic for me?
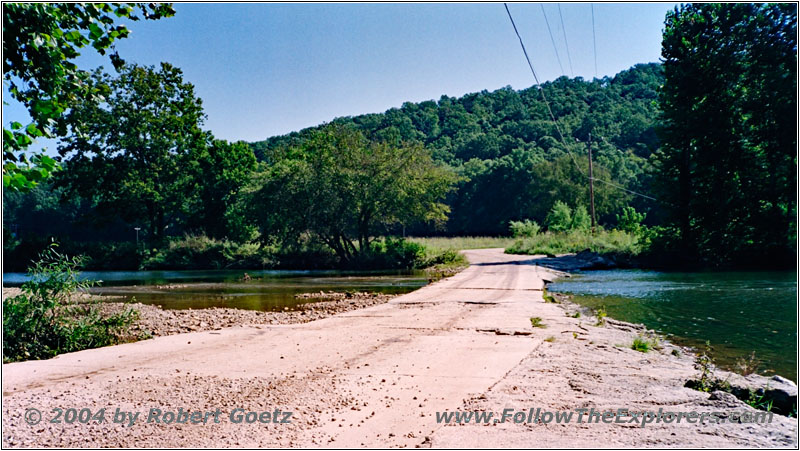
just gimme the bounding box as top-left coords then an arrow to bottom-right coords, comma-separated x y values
503,3 -> 660,204
503,3 -> 585,176
590,5 -> 598,78
540,4 -> 565,75
557,4 -> 574,77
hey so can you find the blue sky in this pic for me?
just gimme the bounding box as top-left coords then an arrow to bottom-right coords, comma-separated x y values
4,2 -> 677,151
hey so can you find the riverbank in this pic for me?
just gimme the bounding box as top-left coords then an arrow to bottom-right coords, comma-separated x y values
1,287 -> 396,339
2,249 -> 796,447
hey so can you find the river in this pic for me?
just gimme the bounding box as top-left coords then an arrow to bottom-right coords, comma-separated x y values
548,269 -> 797,382
2,269 -> 428,312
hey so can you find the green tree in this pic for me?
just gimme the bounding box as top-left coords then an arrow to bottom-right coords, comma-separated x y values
3,3 -> 175,191
546,201 -> 572,232
657,3 -> 797,264
252,126 -> 458,263
616,206 -> 646,235
55,63 -> 206,241
186,139 -> 257,240
571,205 -> 591,231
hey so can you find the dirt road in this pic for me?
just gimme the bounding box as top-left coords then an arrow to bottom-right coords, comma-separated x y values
2,249 -> 796,447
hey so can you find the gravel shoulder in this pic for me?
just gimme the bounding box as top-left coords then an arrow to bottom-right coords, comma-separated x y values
2,250 -> 796,448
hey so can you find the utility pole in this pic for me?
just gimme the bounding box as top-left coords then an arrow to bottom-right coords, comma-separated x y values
587,133 -> 597,234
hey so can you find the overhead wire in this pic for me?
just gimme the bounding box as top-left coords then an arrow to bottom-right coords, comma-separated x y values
557,4 -> 575,77
503,3 -> 585,176
540,4 -> 565,75
589,3 -> 597,78
503,2 -> 660,203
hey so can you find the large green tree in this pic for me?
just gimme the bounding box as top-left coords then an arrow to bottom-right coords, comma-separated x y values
657,3 -> 797,265
55,63 -> 206,241
185,138 -> 257,240
252,126 -> 457,263
3,2 -> 175,192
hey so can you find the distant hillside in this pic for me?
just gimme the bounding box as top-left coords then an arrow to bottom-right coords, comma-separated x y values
251,63 -> 664,235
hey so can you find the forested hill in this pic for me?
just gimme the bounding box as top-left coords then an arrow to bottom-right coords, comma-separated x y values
250,63 -> 664,235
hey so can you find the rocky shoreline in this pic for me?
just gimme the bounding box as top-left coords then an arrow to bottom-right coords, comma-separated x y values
544,277 -> 797,418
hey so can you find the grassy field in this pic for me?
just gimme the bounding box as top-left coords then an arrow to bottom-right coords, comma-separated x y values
408,236 -> 517,253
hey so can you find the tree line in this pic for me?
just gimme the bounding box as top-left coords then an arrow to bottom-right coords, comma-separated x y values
4,3 -> 796,270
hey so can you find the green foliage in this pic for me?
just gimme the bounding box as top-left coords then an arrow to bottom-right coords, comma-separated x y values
509,219 -> 540,238
631,336 -> 653,353
141,234 -> 273,270
529,317 -> 546,328
746,390 -> 774,412
688,341 -> 732,393
253,64 -> 664,236
3,3 -> 175,192
571,205 -> 591,231
186,139 -> 257,241
595,306 -> 608,327
506,229 -> 642,257
355,238 -> 428,269
616,206 -> 646,234
407,236 -> 516,252
56,63 -> 207,242
542,288 -> 559,304
249,125 -> 458,264
657,3 -> 797,266
3,243 -> 139,362
546,201 -> 573,232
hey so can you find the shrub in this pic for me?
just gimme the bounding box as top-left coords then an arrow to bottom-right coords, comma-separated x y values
571,205 -> 592,231
616,206 -> 647,235
509,219 -> 541,238
3,244 -> 139,362
631,336 -> 652,352
141,234 -> 274,270
358,238 -> 427,269
546,201 -> 573,232
506,229 -> 642,257
631,334 -> 661,353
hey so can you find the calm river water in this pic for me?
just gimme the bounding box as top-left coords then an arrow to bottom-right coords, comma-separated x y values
3,269 -> 429,312
548,270 -> 797,382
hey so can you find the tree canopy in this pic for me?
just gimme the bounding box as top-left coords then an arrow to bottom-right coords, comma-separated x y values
249,126 -> 458,263
3,2 -> 175,191
657,3 -> 797,265
252,64 -> 664,235
55,63 -> 207,241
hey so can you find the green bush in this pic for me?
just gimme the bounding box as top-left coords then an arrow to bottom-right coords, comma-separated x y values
571,205 -> 591,231
546,201 -> 573,232
355,238 -> 427,269
141,234 -> 274,270
509,219 -> 541,238
616,206 -> 646,235
506,229 -> 642,257
3,244 -> 139,362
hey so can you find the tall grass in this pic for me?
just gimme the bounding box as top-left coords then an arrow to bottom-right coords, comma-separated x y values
505,230 -> 643,256
407,236 -> 517,253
